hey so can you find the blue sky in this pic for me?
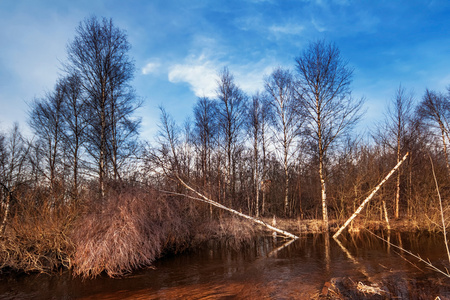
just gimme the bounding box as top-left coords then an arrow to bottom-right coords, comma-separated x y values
1,0 -> 450,139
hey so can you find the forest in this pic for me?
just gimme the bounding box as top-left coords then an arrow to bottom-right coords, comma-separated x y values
1,16 -> 450,278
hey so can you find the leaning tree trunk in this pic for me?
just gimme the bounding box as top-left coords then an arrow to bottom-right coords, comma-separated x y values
174,175 -> 298,240
333,153 -> 409,239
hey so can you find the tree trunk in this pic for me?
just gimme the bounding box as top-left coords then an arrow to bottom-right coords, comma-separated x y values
254,135 -> 260,218
395,139 -> 401,219
173,176 -> 299,240
0,183 -> 12,236
319,154 -> 329,230
439,122 -> 450,176
333,153 -> 409,239
284,165 -> 289,216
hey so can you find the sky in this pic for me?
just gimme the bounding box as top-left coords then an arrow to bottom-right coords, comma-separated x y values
1,0 -> 450,140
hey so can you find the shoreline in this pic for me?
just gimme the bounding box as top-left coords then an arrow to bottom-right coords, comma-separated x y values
254,217 -> 424,236
0,216 -> 441,278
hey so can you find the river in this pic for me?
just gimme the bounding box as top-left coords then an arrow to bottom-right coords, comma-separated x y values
1,231 -> 449,299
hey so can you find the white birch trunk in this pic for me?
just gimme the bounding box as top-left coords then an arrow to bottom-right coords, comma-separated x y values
174,175 -> 299,240
395,138 -> 401,219
383,201 -> 391,231
319,158 -> 328,230
333,152 -> 409,239
0,183 -> 12,236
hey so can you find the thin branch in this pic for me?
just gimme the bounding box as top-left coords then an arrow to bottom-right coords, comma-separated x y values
429,155 -> 450,264
366,229 -> 450,278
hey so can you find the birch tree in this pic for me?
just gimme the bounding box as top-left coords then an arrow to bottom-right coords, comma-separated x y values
295,40 -> 363,230
60,73 -> 87,198
0,124 -> 28,188
265,68 -> 302,216
418,89 -> 450,176
65,16 -> 139,195
215,67 -> 247,207
193,97 -> 217,191
28,82 -> 66,191
374,86 -> 414,219
247,93 -> 266,217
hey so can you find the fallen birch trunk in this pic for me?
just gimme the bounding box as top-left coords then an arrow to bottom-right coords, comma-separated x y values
333,152 -> 409,239
169,176 -> 299,240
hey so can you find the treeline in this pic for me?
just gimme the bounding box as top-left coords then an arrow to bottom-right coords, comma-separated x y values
151,50 -> 450,229
1,15 -> 450,227
1,15 -> 450,276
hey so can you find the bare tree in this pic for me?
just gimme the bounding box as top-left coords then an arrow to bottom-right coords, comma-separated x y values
374,85 -> 414,219
156,106 -> 181,176
247,93 -> 264,217
28,82 -> 66,192
295,40 -> 363,230
259,94 -> 272,216
418,89 -> 450,176
65,16 -> 139,195
0,124 -> 29,188
60,73 -> 87,198
193,97 -> 217,192
265,68 -> 302,216
215,67 -> 247,207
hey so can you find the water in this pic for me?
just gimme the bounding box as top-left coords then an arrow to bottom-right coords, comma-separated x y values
1,231 -> 450,299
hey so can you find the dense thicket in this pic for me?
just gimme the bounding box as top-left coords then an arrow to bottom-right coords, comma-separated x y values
1,17 -> 450,277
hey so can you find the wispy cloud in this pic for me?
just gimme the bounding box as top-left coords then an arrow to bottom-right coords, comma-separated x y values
168,54 -> 220,98
141,62 -> 161,75
233,61 -> 278,94
269,23 -> 305,35
311,18 -> 327,32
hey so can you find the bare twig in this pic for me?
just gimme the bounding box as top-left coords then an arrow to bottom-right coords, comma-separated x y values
429,155 -> 450,265
366,229 -> 450,278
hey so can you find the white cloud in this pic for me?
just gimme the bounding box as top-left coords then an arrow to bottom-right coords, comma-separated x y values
234,63 -> 275,94
141,62 -> 161,75
269,24 -> 305,35
168,55 -> 220,98
167,52 -> 282,99
311,18 -> 327,32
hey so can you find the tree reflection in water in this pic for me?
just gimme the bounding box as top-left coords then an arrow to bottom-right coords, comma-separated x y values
0,232 -> 449,299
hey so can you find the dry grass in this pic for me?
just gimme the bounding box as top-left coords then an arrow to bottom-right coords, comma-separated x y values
194,216 -> 257,249
0,183 -> 261,278
0,188 -> 77,273
70,187 -> 191,278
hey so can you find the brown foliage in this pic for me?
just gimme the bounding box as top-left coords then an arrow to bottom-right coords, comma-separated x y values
194,216 -> 257,250
0,187 -> 76,273
70,187 -> 191,278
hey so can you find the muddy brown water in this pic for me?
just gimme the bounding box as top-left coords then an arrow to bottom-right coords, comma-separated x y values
1,231 -> 450,299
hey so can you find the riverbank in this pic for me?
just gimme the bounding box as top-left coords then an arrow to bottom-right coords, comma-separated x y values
1,232 -> 449,299
254,217 -> 424,236
0,199 -> 441,279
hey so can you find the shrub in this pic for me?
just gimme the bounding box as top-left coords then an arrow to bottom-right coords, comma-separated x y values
70,187 -> 191,278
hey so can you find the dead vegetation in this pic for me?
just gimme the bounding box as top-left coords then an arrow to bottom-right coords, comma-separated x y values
0,183 -> 263,278
0,186 -> 76,273
70,187 -> 194,278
